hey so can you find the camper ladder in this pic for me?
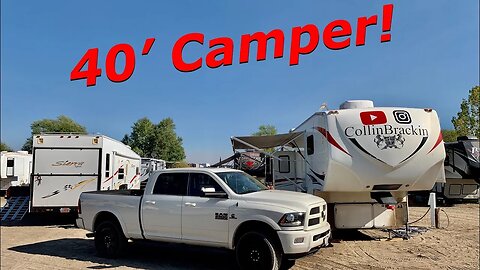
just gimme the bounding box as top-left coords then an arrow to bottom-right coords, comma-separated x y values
0,196 -> 30,222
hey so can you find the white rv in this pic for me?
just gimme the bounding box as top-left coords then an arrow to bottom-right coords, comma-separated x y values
140,158 -> 166,183
30,134 -> 141,213
433,136 -> 479,202
231,100 -> 446,229
1,151 -> 32,191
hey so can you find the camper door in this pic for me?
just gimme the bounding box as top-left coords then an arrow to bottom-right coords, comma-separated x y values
31,148 -> 100,208
304,130 -> 328,193
272,151 -> 304,192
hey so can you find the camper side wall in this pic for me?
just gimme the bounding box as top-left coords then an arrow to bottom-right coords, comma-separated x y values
102,138 -> 141,190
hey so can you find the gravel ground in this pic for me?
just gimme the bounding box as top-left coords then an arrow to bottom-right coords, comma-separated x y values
1,199 -> 478,270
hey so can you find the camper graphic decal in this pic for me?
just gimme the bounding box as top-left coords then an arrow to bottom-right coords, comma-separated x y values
374,134 -> 405,149
51,160 -> 85,168
103,165 -> 124,183
41,177 -> 97,199
360,111 -> 387,125
338,110 -> 432,166
316,127 -> 351,156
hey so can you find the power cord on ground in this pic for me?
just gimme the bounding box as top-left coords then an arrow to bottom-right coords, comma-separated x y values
407,208 -> 430,225
439,208 -> 450,229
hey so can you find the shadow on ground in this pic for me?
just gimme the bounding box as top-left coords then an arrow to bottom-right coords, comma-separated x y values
0,213 -> 76,227
331,229 -> 377,241
9,238 -> 239,270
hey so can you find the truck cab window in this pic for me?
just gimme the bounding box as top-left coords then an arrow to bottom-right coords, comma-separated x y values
307,135 -> 314,155
153,173 -> 188,195
188,173 -> 224,197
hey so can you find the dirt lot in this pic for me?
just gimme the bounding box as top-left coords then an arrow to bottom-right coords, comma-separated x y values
1,202 -> 478,270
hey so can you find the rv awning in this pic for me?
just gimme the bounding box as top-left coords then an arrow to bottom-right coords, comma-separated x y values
231,132 -> 304,150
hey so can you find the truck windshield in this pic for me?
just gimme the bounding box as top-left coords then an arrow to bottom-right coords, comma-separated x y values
215,172 -> 267,194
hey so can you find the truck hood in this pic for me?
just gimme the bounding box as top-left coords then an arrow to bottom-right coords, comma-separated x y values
239,190 -> 324,211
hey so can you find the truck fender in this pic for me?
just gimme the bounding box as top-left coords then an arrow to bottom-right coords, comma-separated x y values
93,210 -> 130,239
230,215 -> 281,249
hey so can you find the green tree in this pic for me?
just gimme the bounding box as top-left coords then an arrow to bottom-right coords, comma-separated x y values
253,124 -> 277,136
123,117 -> 186,162
121,117 -> 156,157
1,142 -> 12,152
152,118 -> 186,162
22,115 -> 87,152
452,86 -> 479,138
441,129 -> 458,142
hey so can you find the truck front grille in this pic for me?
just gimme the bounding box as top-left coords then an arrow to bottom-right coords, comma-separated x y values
308,217 -> 320,226
306,203 -> 327,230
310,207 -> 320,215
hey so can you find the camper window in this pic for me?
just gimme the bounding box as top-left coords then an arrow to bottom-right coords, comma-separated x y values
6,158 -> 14,176
105,154 -> 110,177
307,135 -> 314,155
118,168 -> 125,179
278,155 -> 290,173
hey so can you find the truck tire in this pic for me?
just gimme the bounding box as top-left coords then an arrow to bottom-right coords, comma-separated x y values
236,231 -> 281,270
94,220 -> 127,258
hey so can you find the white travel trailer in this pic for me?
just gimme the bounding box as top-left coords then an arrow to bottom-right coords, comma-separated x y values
433,136 -> 479,202
30,134 -> 141,213
231,100 -> 446,229
140,158 -> 166,183
1,151 -> 32,191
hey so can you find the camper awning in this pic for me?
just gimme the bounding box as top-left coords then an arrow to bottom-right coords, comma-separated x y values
231,132 -> 304,150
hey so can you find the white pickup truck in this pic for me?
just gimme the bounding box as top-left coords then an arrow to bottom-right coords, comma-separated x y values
76,168 -> 330,270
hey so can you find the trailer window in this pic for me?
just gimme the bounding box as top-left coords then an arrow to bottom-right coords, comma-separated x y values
278,155 -> 290,173
153,173 -> 188,196
6,158 -> 14,176
307,135 -> 314,155
118,168 -> 125,179
105,154 -> 110,177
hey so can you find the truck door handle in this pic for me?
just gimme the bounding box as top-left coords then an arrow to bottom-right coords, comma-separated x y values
145,200 -> 156,205
185,202 -> 196,207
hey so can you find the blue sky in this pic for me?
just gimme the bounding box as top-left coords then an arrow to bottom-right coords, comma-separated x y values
1,1 -> 478,163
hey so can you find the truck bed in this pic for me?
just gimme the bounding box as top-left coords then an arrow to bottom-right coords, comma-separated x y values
79,189 -> 144,238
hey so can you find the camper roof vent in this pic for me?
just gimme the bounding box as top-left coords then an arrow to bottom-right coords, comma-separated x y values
339,100 -> 374,109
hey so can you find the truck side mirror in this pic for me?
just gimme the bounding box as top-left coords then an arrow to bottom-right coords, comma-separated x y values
201,187 -> 228,198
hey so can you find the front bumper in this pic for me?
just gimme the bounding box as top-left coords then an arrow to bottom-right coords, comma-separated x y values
277,222 -> 331,255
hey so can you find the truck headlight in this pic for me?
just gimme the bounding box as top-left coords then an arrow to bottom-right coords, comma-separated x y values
278,212 -> 305,227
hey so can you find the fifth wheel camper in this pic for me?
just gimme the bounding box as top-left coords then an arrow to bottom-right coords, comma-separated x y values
230,100 -> 446,229
30,134 -> 141,213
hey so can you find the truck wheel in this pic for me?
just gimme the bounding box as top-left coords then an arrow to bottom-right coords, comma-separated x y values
236,231 -> 281,270
95,220 -> 127,258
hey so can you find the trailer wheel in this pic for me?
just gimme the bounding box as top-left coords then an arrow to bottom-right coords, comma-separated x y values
94,220 -> 127,258
236,231 -> 281,270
